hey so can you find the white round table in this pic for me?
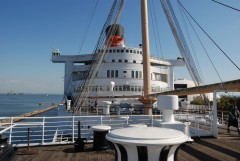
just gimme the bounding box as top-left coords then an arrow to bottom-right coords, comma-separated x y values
92,125 -> 111,150
128,124 -> 147,127
106,127 -> 188,161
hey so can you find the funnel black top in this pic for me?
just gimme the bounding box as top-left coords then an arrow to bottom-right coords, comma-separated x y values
105,24 -> 124,37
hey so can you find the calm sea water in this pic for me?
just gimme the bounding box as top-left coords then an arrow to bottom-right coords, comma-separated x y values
0,94 -> 64,117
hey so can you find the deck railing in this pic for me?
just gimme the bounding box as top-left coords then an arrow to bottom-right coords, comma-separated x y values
0,113 -> 224,147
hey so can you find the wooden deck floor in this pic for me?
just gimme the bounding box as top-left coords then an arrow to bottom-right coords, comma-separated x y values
12,131 -> 240,161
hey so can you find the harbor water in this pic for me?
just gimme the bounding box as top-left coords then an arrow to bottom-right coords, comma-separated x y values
0,94 -> 64,117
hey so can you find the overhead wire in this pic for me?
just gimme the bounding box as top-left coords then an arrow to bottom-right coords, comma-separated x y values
210,0 -> 240,12
177,1 -> 205,84
149,0 -> 164,58
73,0 -> 125,113
61,0 -> 99,107
178,0 -> 240,71
177,1 -> 224,84
160,0 -> 204,87
77,0 -> 99,55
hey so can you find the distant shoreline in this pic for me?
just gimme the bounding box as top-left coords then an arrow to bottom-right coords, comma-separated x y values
0,105 -> 59,124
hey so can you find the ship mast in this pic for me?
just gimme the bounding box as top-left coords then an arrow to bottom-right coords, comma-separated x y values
140,0 -> 154,115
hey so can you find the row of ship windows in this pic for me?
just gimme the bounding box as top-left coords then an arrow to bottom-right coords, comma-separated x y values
74,85 -> 169,93
111,59 -> 137,63
107,70 -> 142,78
98,49 -> 142,54
72,70 -> 167,82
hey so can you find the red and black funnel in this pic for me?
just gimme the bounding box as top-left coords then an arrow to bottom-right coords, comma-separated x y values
105,24 -> 125,47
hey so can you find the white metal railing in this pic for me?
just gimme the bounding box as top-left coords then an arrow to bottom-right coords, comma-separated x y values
0,115 -> 158,147
0,113 -> 219,147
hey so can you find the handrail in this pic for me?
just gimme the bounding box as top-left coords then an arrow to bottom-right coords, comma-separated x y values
0,114 -> 218,147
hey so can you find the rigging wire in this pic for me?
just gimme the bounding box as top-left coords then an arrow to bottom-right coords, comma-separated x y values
177,2 -> 205,84
178,0 -> 240,71
149,0 -> 164,58
149,0 -> 160,57
61,0 -> 99,106
73,0 -> 125,113
77,0 -> 99,55
161,0 -> 204,86
210,0 -> 240,12
178,1 -> 224,84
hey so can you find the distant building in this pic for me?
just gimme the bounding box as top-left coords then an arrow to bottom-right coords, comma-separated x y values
174,78 -> 213,103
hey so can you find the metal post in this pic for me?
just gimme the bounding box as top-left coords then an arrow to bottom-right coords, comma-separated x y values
151,115 -> 153,127
72,116 -> 75,143
27,128 -> 30,150
42,117 -> 45,144
221,112 -> 224,124
212,91 -> 218,137
9,117 -> 13,144
141,0 -> 152,115
100,115 -> 103,125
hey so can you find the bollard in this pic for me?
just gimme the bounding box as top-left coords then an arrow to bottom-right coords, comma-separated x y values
74,121 -> 84,152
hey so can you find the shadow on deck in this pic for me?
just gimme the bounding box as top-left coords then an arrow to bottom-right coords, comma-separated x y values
12,132 -> 240,161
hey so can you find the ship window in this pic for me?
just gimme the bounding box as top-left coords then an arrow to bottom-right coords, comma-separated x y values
109,49 -> 112,53
111,70 -> 114,77
136,71 -> 138,78
107,70 -> 110,78
123,71 -> 127,73
130,50 -> 132,53
140,51 -> 142,54
137,51 -> 139,54
117,49 -> 120,53
152,86 -> 156,92
131,71 -> 134,78
126,49 -> 129,53
112,59 -> 115,62
115,70 -> 118,77
105,50 -> 108,53
113,49 -> 116,53
121,49 -> 124,53
138,86 -> 142,91
134,86 -> 138,91
131,86 -> 134,91
92,86 -> 97,91
133,50 -> 136,53
119,86 -> 123,91
119,59 -> 122,62
123,85 -> 130,91
124,60 -> 128,63
139,71 -> 142,78
133,60 -> 136,63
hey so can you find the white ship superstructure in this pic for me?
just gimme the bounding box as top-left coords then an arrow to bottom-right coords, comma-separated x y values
52,24 -> 185,109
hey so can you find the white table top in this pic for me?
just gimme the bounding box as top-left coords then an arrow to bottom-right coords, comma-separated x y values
92,125 -> 111,131
106,127 -> 188,145
128,124 -> 147,127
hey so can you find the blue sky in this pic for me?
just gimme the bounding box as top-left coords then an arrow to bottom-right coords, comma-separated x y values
0,0 -> 240,94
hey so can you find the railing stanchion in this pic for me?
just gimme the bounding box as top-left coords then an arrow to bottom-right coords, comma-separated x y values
151,115 -> 154,127
100,115 -> 103,125
72,116 -> 75,143
27,128 -> 30,150
221,112 -> 224,124
9,117 -> 13,144
42,117 -> 45,144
